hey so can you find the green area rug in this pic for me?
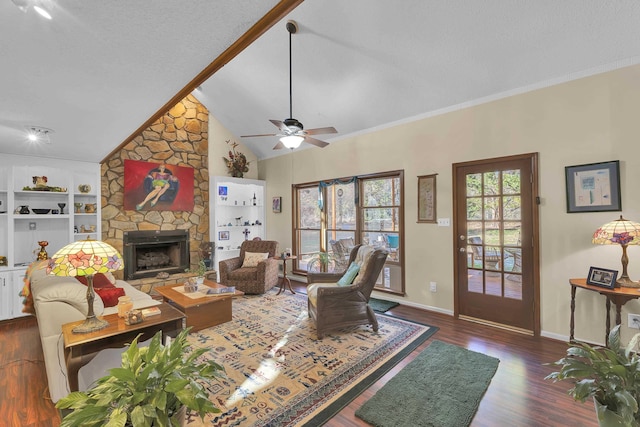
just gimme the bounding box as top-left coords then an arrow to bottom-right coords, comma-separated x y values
355,340 -> 499,427
369,297 -> 399,313
185,290 -> 437,426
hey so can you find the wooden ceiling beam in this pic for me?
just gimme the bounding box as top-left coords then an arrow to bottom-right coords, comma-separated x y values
101,0 -> 304,164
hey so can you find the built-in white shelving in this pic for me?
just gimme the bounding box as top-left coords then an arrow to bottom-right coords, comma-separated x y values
0,155 -> 100,320
210,176 -> 266,280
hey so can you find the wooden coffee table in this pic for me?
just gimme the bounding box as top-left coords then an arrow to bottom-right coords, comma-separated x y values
154,280 -> 243,332
62,302 -> 185,392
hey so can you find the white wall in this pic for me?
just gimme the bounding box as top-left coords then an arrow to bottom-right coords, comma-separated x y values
256,63 -> 640,345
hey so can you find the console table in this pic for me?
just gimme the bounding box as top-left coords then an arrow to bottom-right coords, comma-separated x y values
62,303 -> 185,392
569,278 -> 640,344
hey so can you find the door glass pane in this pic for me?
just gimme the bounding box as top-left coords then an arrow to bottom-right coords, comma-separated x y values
502,170 -> 521,194
503,196 -> 521,220
466,173 -> 482,196
466,198 -> 482,220
483,197 -> 501,220
503,222 -> 521,246
483,171 -> 500,195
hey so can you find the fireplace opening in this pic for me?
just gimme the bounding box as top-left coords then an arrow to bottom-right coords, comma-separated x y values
123,230 -> 189,280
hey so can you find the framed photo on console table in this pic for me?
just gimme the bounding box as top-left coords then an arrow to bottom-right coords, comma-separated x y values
565,160 -> 621,213
587,266 -> 618,289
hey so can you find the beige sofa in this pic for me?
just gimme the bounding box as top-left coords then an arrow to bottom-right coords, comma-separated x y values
28,262 -> 160,403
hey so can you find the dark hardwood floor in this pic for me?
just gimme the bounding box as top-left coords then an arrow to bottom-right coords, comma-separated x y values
0,280 -> 597,426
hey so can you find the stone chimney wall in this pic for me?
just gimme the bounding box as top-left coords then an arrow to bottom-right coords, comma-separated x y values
100,94 -> 209,292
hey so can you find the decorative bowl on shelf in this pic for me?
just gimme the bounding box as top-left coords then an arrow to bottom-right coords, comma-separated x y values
78,184 -> 91,193
32,208 -> 51,214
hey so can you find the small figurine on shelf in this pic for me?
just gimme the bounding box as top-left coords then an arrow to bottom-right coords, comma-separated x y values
252,193 -> 257,206
36,241 -> 48,261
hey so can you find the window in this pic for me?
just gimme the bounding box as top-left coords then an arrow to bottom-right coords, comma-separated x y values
293,170 -> 404,295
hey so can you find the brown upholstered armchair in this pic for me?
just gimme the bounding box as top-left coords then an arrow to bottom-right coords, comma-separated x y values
218,240 -> 279,294
307,245 -> 388,339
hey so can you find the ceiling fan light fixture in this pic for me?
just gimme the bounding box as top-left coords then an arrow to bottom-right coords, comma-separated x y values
280,135 -> 304,149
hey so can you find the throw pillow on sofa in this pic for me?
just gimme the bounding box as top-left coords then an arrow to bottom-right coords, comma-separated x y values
75,273 -> 124,307
93,287 -> 125,307
75,272 -> 116,288
337,262 -> 360,286
242,252 -> 269,268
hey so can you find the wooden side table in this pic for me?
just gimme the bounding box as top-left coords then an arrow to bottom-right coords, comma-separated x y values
62,302 -> 185,392
569,278 -> 640,344
275,255 -> 297,295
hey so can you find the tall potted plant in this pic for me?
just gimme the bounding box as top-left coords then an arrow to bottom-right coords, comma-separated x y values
56,328 -> 223,427
546,325 -> 640,426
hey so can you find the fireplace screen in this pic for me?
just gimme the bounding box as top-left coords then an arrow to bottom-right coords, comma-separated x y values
123,230 -> 189,280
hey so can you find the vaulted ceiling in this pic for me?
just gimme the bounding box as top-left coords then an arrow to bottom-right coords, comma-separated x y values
3,1 -> 640,163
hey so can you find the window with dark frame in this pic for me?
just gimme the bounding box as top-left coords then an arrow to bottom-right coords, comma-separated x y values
292,170 -> 405,295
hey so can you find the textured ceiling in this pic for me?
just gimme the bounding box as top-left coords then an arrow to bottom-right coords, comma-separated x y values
2,1 -> 640,163
0,0 -> 280,162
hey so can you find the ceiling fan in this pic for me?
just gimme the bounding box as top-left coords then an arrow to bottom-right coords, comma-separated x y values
241,20 -> 337,150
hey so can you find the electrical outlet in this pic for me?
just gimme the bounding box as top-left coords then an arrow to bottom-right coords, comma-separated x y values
29,222 -> 36,230
430,281 -> 437,292
629,313 -> 640,329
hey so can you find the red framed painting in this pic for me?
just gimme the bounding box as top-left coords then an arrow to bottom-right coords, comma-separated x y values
124,160 -> 194,211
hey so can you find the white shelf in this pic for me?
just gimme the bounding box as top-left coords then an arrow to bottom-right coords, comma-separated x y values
210,176 -> 266,280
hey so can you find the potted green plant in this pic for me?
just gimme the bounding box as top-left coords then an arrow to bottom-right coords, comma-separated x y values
186,259 -> 208,285
545,325 -> 640,426
56,328 -> 223,427
306,251 -> 337,273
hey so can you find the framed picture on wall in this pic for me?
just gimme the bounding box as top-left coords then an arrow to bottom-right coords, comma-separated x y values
272,197 -> 282,213
417,174 -> 437,223
218,231 -> 230,240
565,160 -> 621,213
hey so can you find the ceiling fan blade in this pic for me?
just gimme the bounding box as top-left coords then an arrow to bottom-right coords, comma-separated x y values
273,141 -> 285,150
303,126 -> 337,136
269,119 -> 290,133
304,136 -> 330,148
241,133 -> 278,138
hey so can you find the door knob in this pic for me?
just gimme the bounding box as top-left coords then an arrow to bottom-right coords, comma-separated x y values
459,235 -> 465,240
459,247 -> 466,252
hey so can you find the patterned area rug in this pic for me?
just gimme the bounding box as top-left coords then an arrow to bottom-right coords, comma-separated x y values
185,290 -> 436,426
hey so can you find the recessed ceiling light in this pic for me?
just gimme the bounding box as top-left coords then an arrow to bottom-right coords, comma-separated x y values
25,126 -> 54,143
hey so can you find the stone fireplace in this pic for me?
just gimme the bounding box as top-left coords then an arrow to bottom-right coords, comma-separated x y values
123,230 -> 190,280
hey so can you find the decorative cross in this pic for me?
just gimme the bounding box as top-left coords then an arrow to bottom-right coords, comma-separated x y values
242,228 -> 251,240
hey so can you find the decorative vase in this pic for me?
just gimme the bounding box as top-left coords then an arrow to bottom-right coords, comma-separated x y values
32,176 -> 47,188
74,202 -> 83,213
37,241 -> 49,260
19,205 -> 30,214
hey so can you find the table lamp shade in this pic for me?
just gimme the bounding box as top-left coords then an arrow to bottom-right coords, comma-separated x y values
47,239 -> 124,333
593,215 -> 640,287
